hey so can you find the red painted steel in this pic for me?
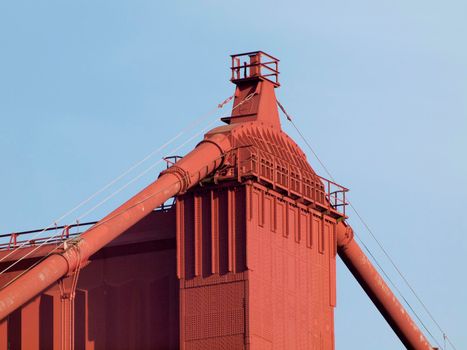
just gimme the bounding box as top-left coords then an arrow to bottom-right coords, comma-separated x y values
0,222 -> 96,252
336,223 -> 433,350
0,210 -> 179,350
177,181 -> 339,349
0,51 -> 436,349
0,133 -> 230,321
231,51 -> 280,87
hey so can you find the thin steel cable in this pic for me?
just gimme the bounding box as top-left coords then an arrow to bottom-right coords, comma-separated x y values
445,334 -> 456,350
73,149 -> 232,234
0,93 -> 252,277
0,146 -> 231,292
0,96 -> 233,263
2,96 -> 457,349
0,118 -> 219,276
348,203 -> 457,350
277,100 -> 336,182
76,118 -> 220,221
1,234 -> 84,290
352,232 -> 442,349
277,99 -> 456,349
74,92 -> 253,223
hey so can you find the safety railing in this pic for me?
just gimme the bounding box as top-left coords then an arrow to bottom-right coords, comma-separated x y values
0,204 -> 174,251
163,155 -> 183,169
318,175 -> 349,217
237,146 -> 349,217
0,221 -> 96,251
231,51 -> 280,86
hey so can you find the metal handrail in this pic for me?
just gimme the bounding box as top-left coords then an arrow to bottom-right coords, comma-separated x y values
0,221 -> 96,240
230,51 -> 280,85
0,205 -> 174,250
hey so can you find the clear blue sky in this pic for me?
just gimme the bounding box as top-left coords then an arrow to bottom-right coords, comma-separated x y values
0,1 -> 465,348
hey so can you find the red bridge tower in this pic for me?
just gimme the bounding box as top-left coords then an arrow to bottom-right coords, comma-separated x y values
0,51 -> 434,350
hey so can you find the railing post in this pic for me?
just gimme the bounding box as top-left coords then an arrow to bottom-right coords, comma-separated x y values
61,226 -> 70,240
9,233 -> 17,249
